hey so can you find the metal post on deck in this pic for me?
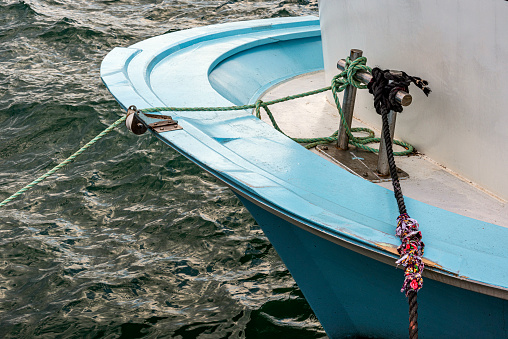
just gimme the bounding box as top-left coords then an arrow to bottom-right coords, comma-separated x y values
377,110 -> 397,176
337,59 -> 413,107
336,59 -> 413,176
337,49 -> 363,150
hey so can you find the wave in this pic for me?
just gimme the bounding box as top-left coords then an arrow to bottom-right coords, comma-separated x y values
0,1 -> 324,337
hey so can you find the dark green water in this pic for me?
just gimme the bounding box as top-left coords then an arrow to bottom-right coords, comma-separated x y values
0,0 -> 326,338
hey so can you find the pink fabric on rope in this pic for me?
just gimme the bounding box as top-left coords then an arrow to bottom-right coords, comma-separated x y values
395,213 -> 425,296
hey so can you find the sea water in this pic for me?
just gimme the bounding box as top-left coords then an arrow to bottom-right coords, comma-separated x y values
0,0 -> 326,338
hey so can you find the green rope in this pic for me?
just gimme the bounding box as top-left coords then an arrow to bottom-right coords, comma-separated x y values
255,56 -> 413,154
141,56 -> 413,154
141,86 -> 331,115
329,57 -> 414,155
0,115 -> 127,208
0,56 -> 414,208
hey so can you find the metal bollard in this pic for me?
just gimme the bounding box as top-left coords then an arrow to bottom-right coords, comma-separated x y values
337,49 -> 363,150
377,110 -> 397,176
336,59 -> 413,175
336,59 -> 412,106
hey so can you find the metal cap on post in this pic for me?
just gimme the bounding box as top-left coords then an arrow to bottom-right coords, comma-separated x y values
334,59 -> 415,178
337,59 -> 413,107
337,49 -> 363,150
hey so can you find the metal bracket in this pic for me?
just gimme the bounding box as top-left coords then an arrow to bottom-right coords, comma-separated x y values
148,119 -> 183,133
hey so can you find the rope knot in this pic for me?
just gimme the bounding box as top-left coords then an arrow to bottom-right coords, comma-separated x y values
368,68 -> 431,115
254,99 -> 264,119
344,56 -> 370,89
332,56 -> 371,93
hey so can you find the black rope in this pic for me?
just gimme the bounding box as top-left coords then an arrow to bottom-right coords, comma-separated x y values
367,67 -> 431,214
367,67 -> 430,338
380,106 -> 407,214
408,291 -> 419,339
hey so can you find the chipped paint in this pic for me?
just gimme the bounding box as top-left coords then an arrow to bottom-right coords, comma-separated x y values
373,241 -> 462,277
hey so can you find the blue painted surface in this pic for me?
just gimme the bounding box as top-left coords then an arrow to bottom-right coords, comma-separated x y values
238,194 -> 508,338
101,16 -> 508,337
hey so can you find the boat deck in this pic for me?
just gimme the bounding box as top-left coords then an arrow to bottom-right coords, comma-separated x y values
260,71 -> 507,227
101,15 -> 508,339
101,16 -> 508,312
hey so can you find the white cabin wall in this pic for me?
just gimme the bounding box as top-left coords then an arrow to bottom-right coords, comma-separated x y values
318,0 -> 508,200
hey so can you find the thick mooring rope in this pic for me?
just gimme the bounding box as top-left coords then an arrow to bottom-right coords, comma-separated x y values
368,67 -> 430,339
330,57 -> 415,154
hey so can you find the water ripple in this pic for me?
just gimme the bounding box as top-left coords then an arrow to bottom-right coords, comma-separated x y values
0,0 -> 324,338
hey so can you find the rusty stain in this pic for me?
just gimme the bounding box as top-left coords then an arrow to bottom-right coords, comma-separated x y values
322,225 -> 456,275
331,227 -> 462,278
374,241 -> 444,268
373,241 -> 398,255
279,209 -> 469,280
372,241 -> 464,278
328,224 -> 473,280
312,218 -> 476,283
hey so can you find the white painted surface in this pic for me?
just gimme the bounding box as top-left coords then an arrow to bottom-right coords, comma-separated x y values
318,0 -> 508,200
261,71 -> 507,226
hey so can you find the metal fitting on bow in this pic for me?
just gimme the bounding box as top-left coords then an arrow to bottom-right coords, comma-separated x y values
126,105 -> 147,135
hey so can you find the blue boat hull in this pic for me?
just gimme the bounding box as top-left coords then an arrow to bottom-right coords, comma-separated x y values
100,16 -> 508,338
236,194 -> 508,338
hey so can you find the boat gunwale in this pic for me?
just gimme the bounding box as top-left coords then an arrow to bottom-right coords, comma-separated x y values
100,16 -> 508,301
136,112 -> 508,301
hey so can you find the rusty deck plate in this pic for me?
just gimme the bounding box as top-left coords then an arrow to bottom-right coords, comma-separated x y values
316,144 -> 409,183
149,119 -> 183,133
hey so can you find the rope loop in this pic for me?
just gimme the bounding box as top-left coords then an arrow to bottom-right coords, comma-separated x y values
255,99 -> 263,119
345,56 -> 371,90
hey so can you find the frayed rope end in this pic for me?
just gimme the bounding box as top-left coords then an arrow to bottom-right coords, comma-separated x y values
396,213 -> 425,296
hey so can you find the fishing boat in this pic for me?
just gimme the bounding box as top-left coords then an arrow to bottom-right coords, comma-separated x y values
101,2 -> 508,337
